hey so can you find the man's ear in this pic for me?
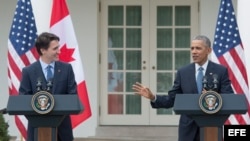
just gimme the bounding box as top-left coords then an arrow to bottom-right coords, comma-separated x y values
207,47 -> 212,54
41,48 -> 45,55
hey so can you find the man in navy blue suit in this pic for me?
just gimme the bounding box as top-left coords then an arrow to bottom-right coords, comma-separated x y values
133,35 -> 234,141
19,32 -> 77,141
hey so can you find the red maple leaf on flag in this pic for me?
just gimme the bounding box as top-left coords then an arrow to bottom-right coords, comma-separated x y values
59,44 -> 75,62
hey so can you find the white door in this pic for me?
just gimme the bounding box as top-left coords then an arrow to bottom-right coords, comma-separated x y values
100,0 -> 199,125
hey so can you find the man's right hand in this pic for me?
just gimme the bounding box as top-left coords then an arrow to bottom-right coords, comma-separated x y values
132,82 -> 155,101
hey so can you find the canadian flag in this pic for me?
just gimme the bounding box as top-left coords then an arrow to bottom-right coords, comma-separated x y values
50,0 -> 92,128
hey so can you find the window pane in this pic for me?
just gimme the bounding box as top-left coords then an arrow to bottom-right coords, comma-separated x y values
108,50 -> 123,70
126,6 -> 141,26
126,28 -> 141,48
175,28 -> 190,48
108,72 -> 123,92
157,6 -> 172,26
175,6 -> 190,26
175,51 -> 190,70
126,94 -> 141,114
108,6 -> 123,25
157,73 -> 172,92
157,51 -> 172,70
108,94 -> 123,114
157,28 -> 172,48
126,72 -> 141,92
109,28 -> 124,48
126,51 -> 141,70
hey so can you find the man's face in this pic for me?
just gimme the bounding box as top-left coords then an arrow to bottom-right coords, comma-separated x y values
191,40 -> 211,66
41,40 -> 60,63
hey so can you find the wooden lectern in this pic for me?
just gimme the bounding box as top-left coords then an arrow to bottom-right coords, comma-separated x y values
173,94 -> 248,141
7,95 -> 83,141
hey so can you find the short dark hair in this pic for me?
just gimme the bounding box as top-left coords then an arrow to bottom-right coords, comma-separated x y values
193,35 -> 211,48
35,32 -> 60,55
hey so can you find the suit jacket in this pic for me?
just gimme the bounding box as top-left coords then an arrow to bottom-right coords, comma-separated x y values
151,61 -> 234,141
19,60 -> 77,141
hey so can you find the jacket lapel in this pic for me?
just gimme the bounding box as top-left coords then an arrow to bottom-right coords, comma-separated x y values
52,62 -> 61,94
205,61 -> 214,77
189,63 -> 198,93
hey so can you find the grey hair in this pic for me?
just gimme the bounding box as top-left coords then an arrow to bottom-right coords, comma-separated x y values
193,35 -> 211,48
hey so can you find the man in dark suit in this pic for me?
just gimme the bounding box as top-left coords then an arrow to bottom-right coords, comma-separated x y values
132,35 -> 234,141
19,32 -> 77,141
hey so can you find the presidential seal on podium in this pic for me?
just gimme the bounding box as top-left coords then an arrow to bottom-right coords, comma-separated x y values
31,91 -> 55,114
199,91 -> 222,114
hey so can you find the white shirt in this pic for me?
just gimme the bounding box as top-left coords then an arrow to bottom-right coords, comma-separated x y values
39,58 -> 55,79
195,60 -> 209,79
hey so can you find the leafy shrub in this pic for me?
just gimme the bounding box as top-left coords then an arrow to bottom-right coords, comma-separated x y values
0,113 -> 10,141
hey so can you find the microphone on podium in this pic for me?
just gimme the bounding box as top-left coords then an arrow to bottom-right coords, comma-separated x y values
46,78 -> 53,92
202,76 -> 208,90
36,77 -> 42,92
213,74 -> 218,90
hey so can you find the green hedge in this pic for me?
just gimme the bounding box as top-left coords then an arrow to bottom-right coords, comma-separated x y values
0,113 -> 10,141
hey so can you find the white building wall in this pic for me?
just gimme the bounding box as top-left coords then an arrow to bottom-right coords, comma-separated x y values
200,0 -> 221,40
238,0 -> 250,85
0,0 -> 249,138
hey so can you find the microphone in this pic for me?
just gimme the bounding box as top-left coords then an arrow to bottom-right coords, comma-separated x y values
46,78 -> 53,92
36,77 -> 42,92
202,76 -> 208,90
213,74 -> 218,90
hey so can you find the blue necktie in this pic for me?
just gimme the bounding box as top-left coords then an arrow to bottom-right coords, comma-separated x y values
197,67 -> 204,94
46,65 -> 53,81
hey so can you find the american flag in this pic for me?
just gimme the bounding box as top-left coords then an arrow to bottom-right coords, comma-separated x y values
8,0 -> 38,139
212,0 -> 250,124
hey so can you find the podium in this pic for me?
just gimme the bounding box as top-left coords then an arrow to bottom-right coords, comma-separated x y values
173,93 -> 248,141
7,94 -> 84,141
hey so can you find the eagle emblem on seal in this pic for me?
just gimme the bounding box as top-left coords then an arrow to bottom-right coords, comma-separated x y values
199,91 -> 222,114
31,91 -> 54,114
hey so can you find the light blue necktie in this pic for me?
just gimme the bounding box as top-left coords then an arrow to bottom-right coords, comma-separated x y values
46,65 -> 53,81
196,67 -> 204,94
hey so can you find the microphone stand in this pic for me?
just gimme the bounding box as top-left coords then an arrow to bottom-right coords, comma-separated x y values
213,74 -> 218,91
46,79 -> 53,93
202,74 -> 219,92
202,76 -> 208,91
36,78 -> 42,92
